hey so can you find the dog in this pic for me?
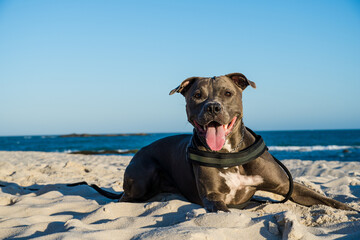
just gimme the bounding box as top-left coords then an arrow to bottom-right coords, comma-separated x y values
118,73 -> 353,212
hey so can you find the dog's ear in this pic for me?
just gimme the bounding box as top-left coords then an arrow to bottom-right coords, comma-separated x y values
226,73 -> 256,90
169,77 -> 199,96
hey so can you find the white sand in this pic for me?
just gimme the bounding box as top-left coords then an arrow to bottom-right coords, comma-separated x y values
0,151 -> 359,239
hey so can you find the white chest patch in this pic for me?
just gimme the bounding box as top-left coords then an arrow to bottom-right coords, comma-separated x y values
222,139 -> 233,152
219,170 -> 263,204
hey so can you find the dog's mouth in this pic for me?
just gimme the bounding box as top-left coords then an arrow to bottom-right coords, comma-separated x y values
193,116 -> 237,151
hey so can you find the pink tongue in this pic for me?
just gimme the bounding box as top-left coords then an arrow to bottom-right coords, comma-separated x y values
205,124 -> 225,151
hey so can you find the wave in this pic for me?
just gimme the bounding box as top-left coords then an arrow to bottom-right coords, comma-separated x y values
63,149 -> 139,155
268,145 -> 359,152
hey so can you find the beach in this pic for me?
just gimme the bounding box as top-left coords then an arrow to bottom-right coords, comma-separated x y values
0,151 -> 359,239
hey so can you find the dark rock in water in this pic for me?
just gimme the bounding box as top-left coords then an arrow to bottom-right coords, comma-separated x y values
60,133 -> 148,138
69,149 -> 139,155
343,149 -> 350,153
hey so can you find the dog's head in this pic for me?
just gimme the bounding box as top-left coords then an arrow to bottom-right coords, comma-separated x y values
170,73 -> 256,151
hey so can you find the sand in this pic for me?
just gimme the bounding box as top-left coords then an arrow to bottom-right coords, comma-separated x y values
0,151 -> 359,239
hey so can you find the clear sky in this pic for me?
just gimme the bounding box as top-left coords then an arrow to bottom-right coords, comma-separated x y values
0,0 -> 359,136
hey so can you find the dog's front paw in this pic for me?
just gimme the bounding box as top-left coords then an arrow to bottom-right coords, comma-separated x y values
203,198 -> 230,212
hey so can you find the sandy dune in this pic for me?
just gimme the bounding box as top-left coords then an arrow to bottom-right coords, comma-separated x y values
0,151 -> 359,239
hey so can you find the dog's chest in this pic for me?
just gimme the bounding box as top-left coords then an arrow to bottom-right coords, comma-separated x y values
219,167 -> 263,204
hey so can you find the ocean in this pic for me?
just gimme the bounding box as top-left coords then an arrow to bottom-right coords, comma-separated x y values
0,129 -> 359,162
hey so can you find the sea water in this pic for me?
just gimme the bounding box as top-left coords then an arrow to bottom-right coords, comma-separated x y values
0,129 -> 359,162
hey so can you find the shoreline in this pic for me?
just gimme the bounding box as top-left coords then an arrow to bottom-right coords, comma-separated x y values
0,151 -> 359,239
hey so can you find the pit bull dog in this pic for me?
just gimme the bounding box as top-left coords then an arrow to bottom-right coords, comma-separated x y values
119,73 -> 353,212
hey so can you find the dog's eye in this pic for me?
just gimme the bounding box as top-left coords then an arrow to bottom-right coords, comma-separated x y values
225,91 -> 232,97
194,92 -> 202,99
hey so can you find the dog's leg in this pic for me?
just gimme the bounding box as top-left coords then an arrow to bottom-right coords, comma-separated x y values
255,155 -> 355,211
193,165 -> 230,212
261,177 -> 354,210
120,153 -> 161,202
289,182 -> 354,211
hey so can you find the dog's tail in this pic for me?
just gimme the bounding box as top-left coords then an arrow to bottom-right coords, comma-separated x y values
67,181 -> 124,199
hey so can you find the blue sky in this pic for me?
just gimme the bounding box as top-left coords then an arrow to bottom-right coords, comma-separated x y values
0,0 -> 359,136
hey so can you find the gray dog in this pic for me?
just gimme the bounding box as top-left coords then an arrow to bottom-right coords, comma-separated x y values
119,73 -> 353,212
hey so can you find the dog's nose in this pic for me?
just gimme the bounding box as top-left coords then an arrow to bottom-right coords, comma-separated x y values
206,102 -> 222,115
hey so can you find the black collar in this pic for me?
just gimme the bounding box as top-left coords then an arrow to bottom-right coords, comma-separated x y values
187,127 -> 267,168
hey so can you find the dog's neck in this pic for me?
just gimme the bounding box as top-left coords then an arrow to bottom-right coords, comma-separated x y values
221,119 -> 245,153
193,118 -> 250,153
